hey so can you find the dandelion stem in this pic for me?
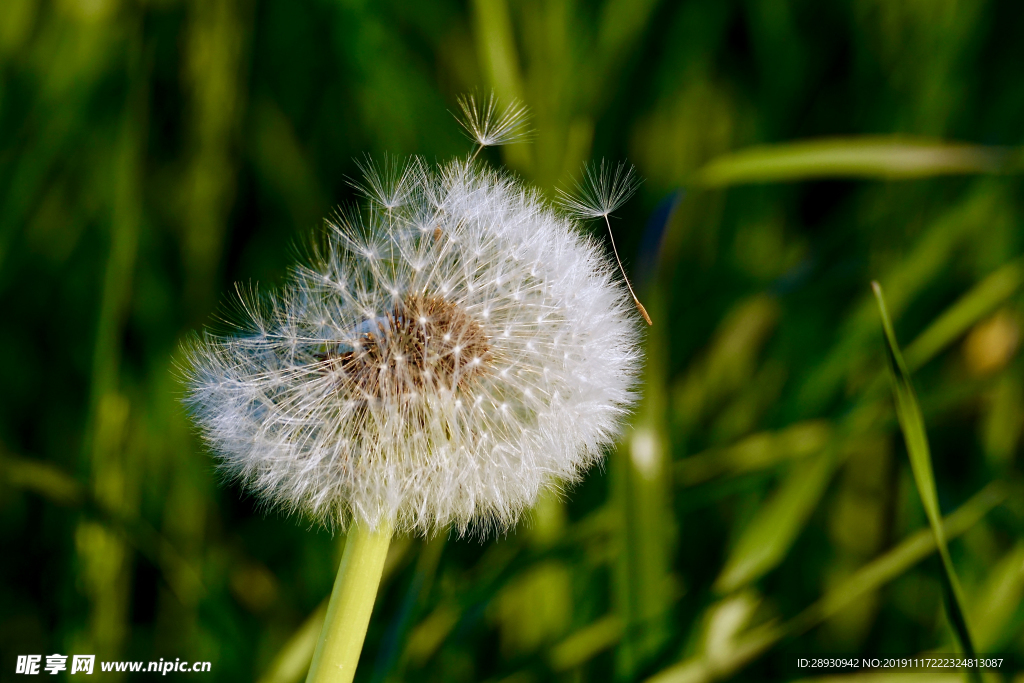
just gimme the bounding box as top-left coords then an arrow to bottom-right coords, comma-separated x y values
306,521 -> 393,683
603,215 -> 652,325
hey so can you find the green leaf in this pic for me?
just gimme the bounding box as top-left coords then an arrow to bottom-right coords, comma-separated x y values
872,282 -> 981,682
692,137 -> 1015,187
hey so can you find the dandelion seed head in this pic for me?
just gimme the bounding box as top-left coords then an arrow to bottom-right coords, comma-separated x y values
182,159 -> 641,536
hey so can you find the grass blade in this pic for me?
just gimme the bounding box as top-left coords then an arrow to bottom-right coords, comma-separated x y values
693,137 -> 1014,186
613,290 -> 677,677
549,616 -> 623,671
871,282 -> 981,680
675,421 -> 832,486
704,256 -> 1019,590
903,257 -> 1024,370
646,483 -> 1005,683
258,603 -> 327,683
713,451 -> 834,593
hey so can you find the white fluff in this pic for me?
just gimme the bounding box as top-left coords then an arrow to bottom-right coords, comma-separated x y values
183,158 -> 641,535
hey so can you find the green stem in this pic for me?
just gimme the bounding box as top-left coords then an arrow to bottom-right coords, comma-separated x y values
306,521 -> 393,683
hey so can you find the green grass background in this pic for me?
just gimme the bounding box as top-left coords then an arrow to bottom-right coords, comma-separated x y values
2,0 -> 1024,681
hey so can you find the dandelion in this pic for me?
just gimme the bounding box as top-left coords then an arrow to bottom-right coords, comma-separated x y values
558,160 -> 652,325
181,98 -> 641,683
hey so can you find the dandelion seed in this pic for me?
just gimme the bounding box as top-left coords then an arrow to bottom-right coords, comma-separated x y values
351,153 -> 423,211
559,159 -> 640,220
455,92 -> 532,159
558,160 -> 652,325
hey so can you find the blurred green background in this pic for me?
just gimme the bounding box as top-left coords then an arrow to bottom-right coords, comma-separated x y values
2,0 -> 1024,681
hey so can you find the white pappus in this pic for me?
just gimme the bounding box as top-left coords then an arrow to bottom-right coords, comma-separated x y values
182,105 -> 643,536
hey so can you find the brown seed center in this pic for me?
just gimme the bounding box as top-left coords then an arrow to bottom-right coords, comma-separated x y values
326,294 -> 490,399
